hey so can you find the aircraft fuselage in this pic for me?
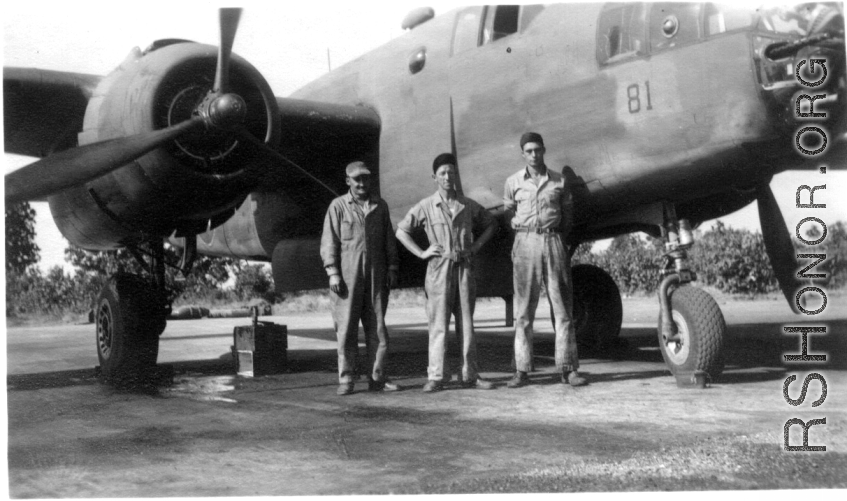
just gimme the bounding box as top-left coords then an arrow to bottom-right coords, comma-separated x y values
195,3 -> 844,294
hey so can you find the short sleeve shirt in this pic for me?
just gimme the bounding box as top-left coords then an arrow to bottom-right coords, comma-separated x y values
503,167 -> 572,231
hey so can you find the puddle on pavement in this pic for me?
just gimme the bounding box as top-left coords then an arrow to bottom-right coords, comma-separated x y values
165,374 -> 238,403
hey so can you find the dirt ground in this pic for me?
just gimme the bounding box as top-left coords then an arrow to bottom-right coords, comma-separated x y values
5,296 -> 846,497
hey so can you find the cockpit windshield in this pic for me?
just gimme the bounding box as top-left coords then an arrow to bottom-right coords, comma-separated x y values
756,5 -> 814,35
705,3 -> 834,37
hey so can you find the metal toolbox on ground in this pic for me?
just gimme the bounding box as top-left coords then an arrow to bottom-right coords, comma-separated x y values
232,315 -> 287,377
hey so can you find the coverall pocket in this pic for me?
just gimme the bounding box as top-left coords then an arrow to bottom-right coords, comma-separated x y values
425,258 -> 449,296
340,220 -> 355,240
429,222 -> 449,243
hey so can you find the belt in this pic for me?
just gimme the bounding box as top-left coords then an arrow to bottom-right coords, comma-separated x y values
514,226 -> 561,234
441,251 -> 469,262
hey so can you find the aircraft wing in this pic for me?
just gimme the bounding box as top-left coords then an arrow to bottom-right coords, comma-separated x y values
4,67 -> 101,159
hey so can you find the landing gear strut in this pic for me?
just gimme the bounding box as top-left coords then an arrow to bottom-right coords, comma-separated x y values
95,241 -> 171,385
656,204 -> 726,379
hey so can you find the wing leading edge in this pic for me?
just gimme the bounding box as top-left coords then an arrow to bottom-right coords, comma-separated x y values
4,67 -> 102,159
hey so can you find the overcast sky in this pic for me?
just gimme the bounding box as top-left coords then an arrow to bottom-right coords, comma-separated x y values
3,1 -> 845,271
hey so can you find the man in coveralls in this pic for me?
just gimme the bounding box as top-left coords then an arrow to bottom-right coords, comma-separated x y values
503,133 -> 588,388
396,153 -> 498,392
320,161 -> 400,395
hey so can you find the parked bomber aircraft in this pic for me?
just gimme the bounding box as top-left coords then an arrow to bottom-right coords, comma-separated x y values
4,3 -> 846,384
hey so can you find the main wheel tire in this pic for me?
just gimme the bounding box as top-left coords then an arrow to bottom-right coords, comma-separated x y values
95,274 -> 166,385
571,264 -> 623,349
657,285 -> 726,378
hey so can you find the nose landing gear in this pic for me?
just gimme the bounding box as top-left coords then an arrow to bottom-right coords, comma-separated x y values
656,204 -> 726,379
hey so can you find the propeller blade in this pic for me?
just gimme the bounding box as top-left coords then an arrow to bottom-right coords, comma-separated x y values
5,117 -> 204,204
233,128 -> 339,197
213,8 -> 243,94
756,184 -> 802,313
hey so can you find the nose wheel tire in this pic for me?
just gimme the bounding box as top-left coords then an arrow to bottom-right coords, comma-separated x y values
657,285 -> 726,378
95,274 -> 166,385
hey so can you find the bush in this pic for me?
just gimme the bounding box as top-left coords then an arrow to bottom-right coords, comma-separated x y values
5,266 -> 101,323
793,220 -> 847,290
233,263 -> 275,303
690,221 -> 777,295
5,248 -> 275,323
573,234 -> 664,294
574,220 -> 846,296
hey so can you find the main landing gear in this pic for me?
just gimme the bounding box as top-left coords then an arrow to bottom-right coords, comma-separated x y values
95,241 -> 180,386
571,263 -> 623,350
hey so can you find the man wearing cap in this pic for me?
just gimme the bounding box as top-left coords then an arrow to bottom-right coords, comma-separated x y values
503,132 -> 588,388
320,161 -> 400,395
396,153 -> 498,392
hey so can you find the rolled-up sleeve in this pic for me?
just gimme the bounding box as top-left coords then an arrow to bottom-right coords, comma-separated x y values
397,202 -> 425,234
320,201 -> 342,276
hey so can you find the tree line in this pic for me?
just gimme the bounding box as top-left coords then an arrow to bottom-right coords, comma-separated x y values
572,219 -> 846,295
6,202 -> 846,323
5,202 -> 273,323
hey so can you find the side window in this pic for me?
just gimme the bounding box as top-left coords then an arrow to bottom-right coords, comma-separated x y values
650,2 -> 703,51
452,7 -> 483,55
596,3 -> 647,65
481,5 -> 520,45
520,4 -> 545,32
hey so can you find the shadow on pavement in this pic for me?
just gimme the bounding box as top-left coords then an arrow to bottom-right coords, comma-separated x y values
7,368 -> 101,391
8,319 -> 844,392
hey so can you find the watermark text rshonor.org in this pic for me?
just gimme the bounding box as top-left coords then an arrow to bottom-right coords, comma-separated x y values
782,56 -> 831,452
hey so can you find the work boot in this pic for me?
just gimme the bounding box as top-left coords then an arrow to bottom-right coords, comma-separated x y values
337,383 -> 355,396
422,380 -> 444,393
506,371 -> 530,388
565,371 -> 588,387
461,378 -> 495,390
369,379 -> 401,392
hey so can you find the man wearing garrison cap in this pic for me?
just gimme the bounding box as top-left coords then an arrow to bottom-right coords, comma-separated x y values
396,153 -> 498,392
320,160 -> 401,395
502,132 -> 588,388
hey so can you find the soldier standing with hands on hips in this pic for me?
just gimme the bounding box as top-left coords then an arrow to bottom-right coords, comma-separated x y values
320,161 -> 401,396
396,153 -> 498,392
503,133 -> 588,388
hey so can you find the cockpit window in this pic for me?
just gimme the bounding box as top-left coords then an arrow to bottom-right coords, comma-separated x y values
453,8 -> 483,55
481,5 -> 520,44
596,3 -> 647,65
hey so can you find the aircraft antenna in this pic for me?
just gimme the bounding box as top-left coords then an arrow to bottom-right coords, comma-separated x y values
327,48 -> 332,72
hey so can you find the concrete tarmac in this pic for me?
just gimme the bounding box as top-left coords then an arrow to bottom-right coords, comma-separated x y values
5,295 -> 847,496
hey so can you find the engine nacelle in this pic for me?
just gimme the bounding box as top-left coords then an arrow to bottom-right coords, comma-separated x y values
49,42 -> 280,250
